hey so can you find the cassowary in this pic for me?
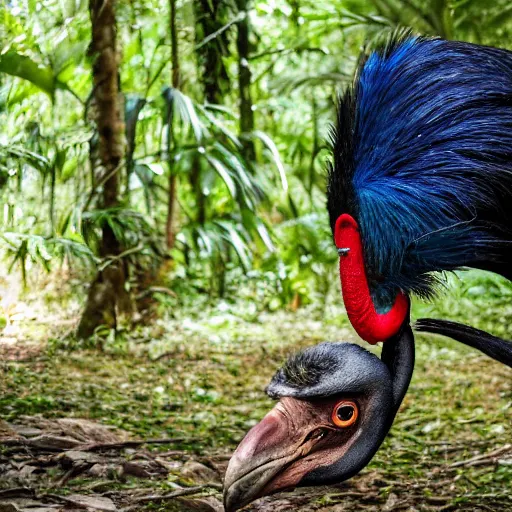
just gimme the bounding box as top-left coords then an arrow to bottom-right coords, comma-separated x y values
224,321 -> 511,511
224,35 -> 512,511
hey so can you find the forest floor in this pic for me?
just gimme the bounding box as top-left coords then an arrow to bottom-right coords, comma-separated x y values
0,271 -> 511,511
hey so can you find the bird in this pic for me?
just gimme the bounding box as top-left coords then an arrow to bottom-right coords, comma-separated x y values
223,315 -> 512,512
224,34 -> 512,511
223,321 -> 415,512
326,33 -> 512,345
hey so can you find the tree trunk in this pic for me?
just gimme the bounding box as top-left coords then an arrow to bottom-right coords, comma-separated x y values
165,0 -> 181,251
236,0 -> 255,159
193,0 -> 230,105
77,0 -> 131,339
191,1 -> 231,230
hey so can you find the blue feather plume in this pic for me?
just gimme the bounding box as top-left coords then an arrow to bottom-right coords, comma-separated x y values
327,35 -> 512,305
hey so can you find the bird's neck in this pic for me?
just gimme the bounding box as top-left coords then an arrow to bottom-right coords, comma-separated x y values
334,214 -> 409,344
381,322 -> 415,417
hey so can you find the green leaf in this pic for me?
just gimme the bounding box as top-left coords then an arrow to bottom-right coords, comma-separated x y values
214,220 -> 252,272
195,227 -> 215,256
250,130 -> 288,191
204,154 -> 237,198
197,104 -> 242,149
212,142 -> 252,190
147,162 -> 165,175
53,40 -> 88,79
125,95 -> 147,149
255,221 -> 274,252
0,51 -> 55,96
1,144 -> 50,173
172,89 -> 205,141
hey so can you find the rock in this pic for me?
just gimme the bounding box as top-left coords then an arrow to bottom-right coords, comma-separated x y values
180,461 -> 220,484
57,450 -> 107,467
87,463 -> 110,477
10,426 -> 43,438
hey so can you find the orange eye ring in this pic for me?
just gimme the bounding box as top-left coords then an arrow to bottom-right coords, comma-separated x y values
331,400 -> 358,428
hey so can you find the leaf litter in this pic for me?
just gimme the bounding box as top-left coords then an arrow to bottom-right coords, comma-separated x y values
1,285 -> 511,511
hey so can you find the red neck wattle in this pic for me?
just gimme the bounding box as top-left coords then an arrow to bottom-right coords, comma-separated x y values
335,214 -> 408,345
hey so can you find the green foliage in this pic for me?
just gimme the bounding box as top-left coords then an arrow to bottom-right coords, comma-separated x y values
1,232 -> 96,285
0,51 -> 57,97
268,212 -> 338,307
1,0 -> 511,309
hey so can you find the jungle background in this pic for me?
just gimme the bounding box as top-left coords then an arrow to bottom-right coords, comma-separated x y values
0,0 -> 511,510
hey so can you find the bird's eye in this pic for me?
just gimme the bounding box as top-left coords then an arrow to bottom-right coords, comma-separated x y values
331,400 -> 358,428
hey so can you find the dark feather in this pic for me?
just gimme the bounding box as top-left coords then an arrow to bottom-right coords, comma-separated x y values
278,346 -> 337,388
328,35 -> 512,304
266,342 -> 387,399
415,318 -> 512,368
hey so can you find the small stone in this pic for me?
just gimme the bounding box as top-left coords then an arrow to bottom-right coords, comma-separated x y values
88,463 -> 109,477
10,426 -> 43,438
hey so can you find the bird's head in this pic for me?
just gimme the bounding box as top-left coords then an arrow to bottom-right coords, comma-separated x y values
223,325 -> 414,511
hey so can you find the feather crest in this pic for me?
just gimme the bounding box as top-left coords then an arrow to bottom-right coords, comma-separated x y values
328,35 -> 512,300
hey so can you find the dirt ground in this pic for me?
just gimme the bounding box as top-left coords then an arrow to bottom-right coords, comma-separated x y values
0,286 -> 511,511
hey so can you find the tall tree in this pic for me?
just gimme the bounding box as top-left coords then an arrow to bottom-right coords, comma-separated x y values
235,0 -> 255,158
194,0 -> 230,105
165,0 -> 181,250
78,0 -> 132,338
192,0 -> 231,228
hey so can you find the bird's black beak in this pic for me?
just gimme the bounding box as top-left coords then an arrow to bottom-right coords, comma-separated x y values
223,402 -> 322,512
